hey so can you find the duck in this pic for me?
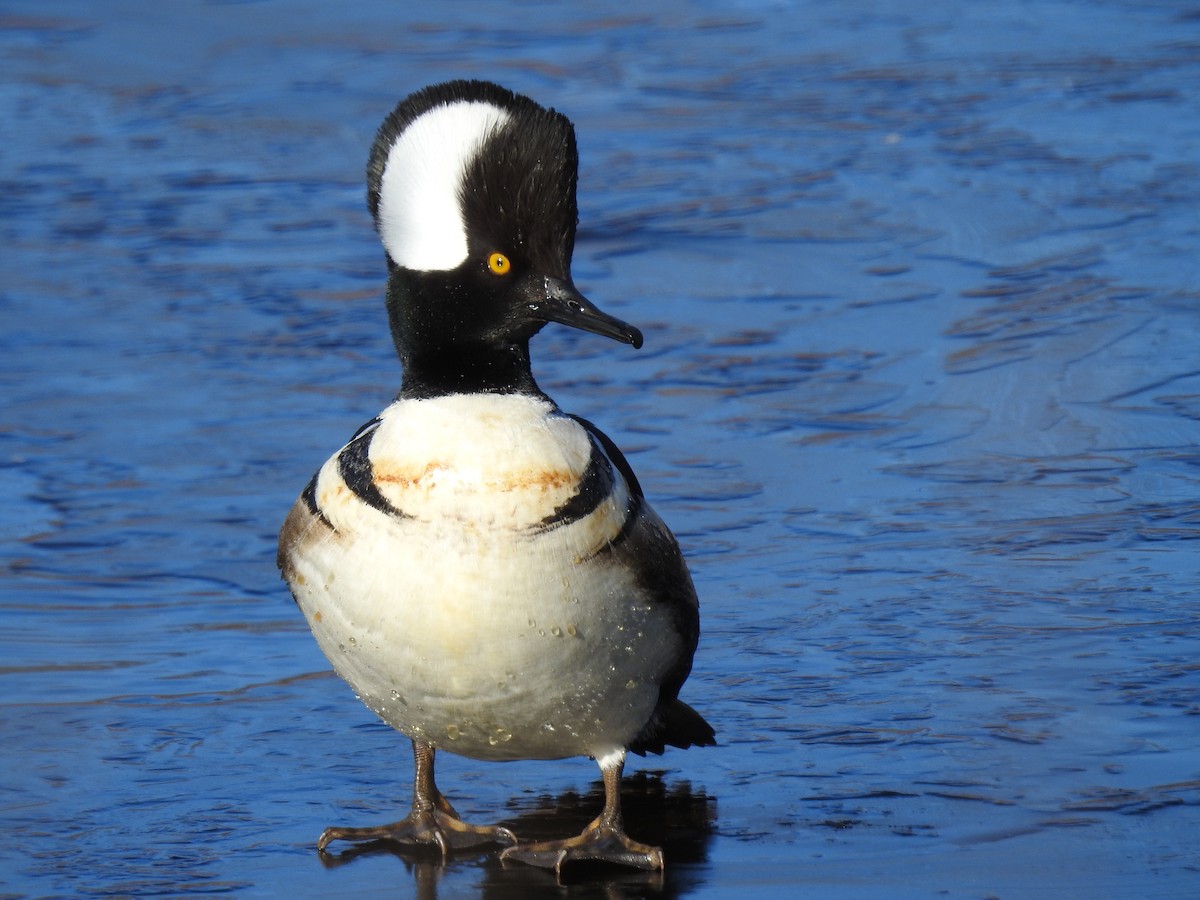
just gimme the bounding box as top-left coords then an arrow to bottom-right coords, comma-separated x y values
278,79 -> 714,874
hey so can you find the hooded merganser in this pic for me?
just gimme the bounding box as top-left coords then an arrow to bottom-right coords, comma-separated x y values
278,79 -> 714,873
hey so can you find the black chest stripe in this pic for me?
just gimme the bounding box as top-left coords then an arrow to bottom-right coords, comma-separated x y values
301,472 -> 334,529
534,438 -> 617,533
337,422 -> 411,520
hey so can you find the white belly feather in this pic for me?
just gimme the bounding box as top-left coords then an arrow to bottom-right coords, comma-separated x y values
284,393 -> 679,761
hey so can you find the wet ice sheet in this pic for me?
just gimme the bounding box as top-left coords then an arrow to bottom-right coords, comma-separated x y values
2,0 -> 1199,896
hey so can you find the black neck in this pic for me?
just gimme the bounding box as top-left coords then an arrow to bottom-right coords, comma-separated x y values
385,266 -> 551,400
397,342 -> 545,399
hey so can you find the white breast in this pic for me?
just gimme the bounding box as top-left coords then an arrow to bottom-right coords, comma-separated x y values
369,393 -> 593,528
285,393 -> 678,762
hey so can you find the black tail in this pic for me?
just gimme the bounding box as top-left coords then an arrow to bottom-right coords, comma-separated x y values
628,699 -> 716,757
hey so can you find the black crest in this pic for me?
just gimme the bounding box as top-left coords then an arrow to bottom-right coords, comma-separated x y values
366,80 -> 580,275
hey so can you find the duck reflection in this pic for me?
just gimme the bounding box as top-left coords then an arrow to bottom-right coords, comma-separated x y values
318,771 -> 715,897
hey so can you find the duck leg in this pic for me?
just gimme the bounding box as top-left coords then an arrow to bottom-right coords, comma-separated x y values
501,750 -> 664,873
317,740 -> 516,856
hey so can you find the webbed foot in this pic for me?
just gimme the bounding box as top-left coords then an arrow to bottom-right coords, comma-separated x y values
318,792 -> 515,856
500,817 -> 662,873
316,740 -> 516,859
500,749 -> 664,873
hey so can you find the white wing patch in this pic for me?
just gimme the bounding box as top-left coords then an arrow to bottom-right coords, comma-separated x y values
377,101 -> 511,271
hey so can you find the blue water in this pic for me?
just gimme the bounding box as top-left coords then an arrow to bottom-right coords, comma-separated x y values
3,0 -> 1199,896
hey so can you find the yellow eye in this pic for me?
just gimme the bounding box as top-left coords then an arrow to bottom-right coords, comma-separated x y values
487,252 -> 512,275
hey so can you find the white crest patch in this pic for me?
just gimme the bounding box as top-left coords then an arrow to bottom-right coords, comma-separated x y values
377,101 -> 511,271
